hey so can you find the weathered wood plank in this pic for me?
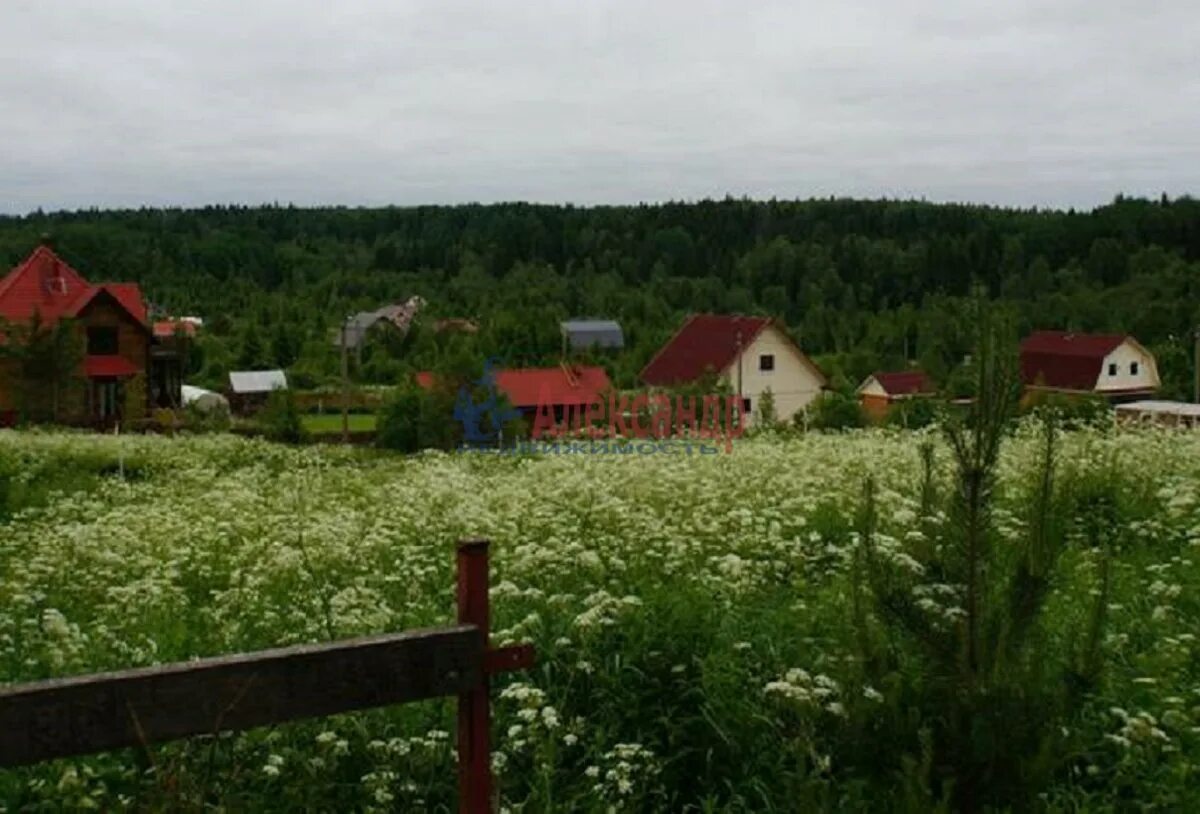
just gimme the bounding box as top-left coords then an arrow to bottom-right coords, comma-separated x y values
0,625 -> 482,767
485,644 -> 536,674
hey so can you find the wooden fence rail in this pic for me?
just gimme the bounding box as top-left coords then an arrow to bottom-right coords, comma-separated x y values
0,539 -> 531,814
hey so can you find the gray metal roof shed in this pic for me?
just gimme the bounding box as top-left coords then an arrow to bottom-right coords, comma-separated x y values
561,319 -> 624,350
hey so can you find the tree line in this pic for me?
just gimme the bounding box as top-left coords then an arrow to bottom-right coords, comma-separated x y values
1,194 -> 1198,397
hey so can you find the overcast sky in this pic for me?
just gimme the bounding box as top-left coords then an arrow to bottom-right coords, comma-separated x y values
1,1 -> 1198,214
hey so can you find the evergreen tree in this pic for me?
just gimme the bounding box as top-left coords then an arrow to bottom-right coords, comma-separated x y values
849,306 -> 1113,810
0,314 -> 83,422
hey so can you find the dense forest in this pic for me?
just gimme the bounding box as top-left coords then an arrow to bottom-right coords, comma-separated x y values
2,195 -> 1198,396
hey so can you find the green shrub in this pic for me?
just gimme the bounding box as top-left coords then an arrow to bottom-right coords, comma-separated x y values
884,396 -> 939,429
182,401 -> 231,434
803,390 -> 865,431
259,389 -> 307,444
0,447 -> 12,520
755,387 -> 778,428
376,384 -> 424,452
1024,391 -> 1112,429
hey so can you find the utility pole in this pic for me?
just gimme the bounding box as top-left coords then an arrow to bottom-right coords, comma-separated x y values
115,422 -> 124,481
735,330 -> 744,423
341,318 -> 351,443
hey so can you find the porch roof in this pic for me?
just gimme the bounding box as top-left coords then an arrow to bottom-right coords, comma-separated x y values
84,356 -> 140,378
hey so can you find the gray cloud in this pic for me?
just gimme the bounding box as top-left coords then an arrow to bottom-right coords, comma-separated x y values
1,0 -> 1198,213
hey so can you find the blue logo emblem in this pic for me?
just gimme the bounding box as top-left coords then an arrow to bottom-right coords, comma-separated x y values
454,358 -> 521,445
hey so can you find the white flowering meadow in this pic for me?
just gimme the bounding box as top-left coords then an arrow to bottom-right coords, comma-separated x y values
1,425 -> 1199,810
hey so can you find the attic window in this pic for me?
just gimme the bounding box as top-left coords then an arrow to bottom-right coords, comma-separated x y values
1131,361 -> 1139,376
87,326 -> 118,356
759,354 -> 775,372
1108,363 -> 1117,376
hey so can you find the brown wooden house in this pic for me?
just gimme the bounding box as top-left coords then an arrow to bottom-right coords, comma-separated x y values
0,243 -> 183,426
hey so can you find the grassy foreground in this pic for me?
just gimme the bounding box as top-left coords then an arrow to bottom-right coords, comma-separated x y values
0,427 -> 1197,811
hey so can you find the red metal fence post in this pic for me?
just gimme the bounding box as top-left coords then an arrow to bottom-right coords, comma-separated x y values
457,539 -> 492,814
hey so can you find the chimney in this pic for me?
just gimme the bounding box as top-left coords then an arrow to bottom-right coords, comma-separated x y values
39,232 -> 55,250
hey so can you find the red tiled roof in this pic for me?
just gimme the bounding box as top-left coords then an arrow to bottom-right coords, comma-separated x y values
0,246 -> 92,323
1020,331 -> 1128,390
641,314 -> 774,386
153,319 -> 197,338
494,366 -> 611,409
83,356 -> 140,378
0,246 -> 148,328
415,366 -> 612,409
97,283 -> 148,325
871,370 -> 934,396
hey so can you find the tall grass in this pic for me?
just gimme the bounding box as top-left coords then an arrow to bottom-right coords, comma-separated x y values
0,426 -> 1196,810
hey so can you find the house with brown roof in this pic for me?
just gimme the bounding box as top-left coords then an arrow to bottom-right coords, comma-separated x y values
433,318 -> 480,335
0,243 -> 182,425
641,314 -> 825,424
1019,331 -> 1159,401
857,370 -> 935,421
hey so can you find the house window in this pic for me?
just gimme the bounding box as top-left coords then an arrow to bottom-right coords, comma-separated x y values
742,397 -> 752,414
87,326 -> 118,356
759,354 -> 775,372
1107,362 -> 1117,376
1131,361 -> 1139,376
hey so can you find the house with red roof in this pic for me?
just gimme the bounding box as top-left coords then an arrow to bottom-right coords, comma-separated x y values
641,314 -> 825,424
857,370 -> 936,421
153,318 -> 199,340
417,364 -> 612,427
1019,331 -> 1159,401
0,242 -> 183,424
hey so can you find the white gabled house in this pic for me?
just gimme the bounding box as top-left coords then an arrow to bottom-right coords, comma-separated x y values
640,314 -> 826,424
1019,331 -> 1159,400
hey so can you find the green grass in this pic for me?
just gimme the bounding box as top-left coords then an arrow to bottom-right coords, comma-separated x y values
299,413 -> 377,433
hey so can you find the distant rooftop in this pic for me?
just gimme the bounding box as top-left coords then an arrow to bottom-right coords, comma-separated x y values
861,370 -> 934,396
415,365 -> 612,409
561,319 -> 624,350
229,369 -> 288,394
336,296 -> 425,349
153,319 -> 198,339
